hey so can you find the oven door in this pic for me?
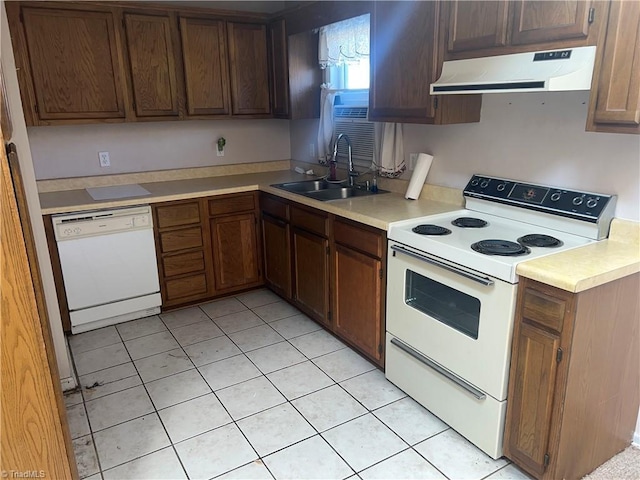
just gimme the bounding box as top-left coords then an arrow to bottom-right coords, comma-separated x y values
386,241 -> 517,401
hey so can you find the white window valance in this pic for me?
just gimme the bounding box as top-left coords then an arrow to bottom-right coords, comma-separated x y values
318,14 -> 370,68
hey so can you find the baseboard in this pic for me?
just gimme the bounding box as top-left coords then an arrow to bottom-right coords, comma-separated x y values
633,431 -> 640,447
61,375 -> 77,391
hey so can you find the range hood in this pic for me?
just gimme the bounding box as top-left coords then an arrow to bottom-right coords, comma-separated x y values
431,46 -> 597,95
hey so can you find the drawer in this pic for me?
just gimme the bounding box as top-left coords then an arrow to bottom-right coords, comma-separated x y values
291,205 -> 328,237
162,251 -> 205,277
334,219 -> 384,258
165,273 -> 208,301
209,193 -> 255,216
260,193 -> 289,221
155,201 -> 201,228
159,227 -> 203,253
522,287 -> 568,333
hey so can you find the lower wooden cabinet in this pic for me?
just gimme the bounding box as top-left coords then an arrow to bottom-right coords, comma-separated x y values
260,193 -> 387,366
153,192 -> 262,309
504,275 -> 640,479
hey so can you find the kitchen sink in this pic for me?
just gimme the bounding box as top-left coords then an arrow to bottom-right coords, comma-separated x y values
271,179 -> 389,201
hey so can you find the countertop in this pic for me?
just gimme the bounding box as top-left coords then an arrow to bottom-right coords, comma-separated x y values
516,218 -> 640,293
39,168 -> 640,293
38,170 -> 462,231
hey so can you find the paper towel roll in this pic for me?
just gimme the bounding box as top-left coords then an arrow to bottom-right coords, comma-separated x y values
405,153 -> 433,200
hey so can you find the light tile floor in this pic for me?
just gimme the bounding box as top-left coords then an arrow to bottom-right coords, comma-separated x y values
64,288 -> 532,480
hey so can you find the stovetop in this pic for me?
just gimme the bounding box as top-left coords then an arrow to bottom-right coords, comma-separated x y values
388,209 -> 595,283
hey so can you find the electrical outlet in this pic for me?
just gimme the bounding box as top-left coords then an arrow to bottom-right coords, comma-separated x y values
217,149 -> 224,157
98,151 -> 110,167
409,153 -> 418,170
309,143 -> 316,159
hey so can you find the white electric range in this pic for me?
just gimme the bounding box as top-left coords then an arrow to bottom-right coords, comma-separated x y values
384,174 -> 616,459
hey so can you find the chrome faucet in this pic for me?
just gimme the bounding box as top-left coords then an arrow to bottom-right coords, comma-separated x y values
332,133 -> 358,187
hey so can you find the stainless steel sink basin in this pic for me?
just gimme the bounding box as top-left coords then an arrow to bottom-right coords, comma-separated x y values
272,179 -> 389,201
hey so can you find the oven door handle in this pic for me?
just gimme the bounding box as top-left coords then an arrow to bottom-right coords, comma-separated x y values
390,338 -> 487,400
390,245 -> 494,286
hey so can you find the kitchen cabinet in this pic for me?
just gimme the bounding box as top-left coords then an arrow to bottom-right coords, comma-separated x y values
227,22 -> 271,116
179,16 -> 230,116
6,4 -> 128,125
332,218 -> 386,364
208,193 -> 263,294
260,193 -> 292,298
369,1 -> 481,125
259,194 -> 386,365
504,275 -> 640,480
586,0 -> 640,134
269,18 -> 290,118
123,12 -> 181,118
445,1 -> 601,59
290,205 -> 331,327
153,199 -> 213,308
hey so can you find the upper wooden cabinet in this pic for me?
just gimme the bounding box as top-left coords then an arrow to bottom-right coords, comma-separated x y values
587,0 -> 640,134
179,17 -> 230,117
370,1 -> 481,124
123,13 -> 180,118
227,22 -> 271,116
8,5 -> 127,124
269,19 -> 290,118
446,1 -> 600,59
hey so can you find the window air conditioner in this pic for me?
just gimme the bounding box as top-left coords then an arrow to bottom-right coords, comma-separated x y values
333,97 -> 374,165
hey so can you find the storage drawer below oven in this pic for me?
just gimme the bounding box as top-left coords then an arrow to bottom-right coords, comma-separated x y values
385,333 -> 506,459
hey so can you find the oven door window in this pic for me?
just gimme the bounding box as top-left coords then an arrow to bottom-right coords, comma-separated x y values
405,269 -> 480,339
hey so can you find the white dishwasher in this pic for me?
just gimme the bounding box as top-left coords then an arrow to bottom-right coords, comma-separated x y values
53,205 -> 161,334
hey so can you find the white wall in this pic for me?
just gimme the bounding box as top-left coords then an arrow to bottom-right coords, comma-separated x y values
28,119 -> 291,179
1,2 -> 74,387
291,91 -> 640,221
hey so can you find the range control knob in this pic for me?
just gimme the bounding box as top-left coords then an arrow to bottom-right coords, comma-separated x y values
550,192 -> 562,202
572,195 -> 584,206
471,178 -> 480,186
496,183 -> 506,192
586,197 -> 598,209
480,180 -> 490,188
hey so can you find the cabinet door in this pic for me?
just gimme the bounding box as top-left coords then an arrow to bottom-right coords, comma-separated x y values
447,1 -> 509,53
124,13 -> 180,117
269,19 -> 289,118
333,244 -> 383,363
179,17 -> 230,116
591,0 -> 640,131
210,213 -> 261,292
227,23 -> 271,115
262,213 -> 292,299
20,7 -> 126,121
370,1 -> 437,122
292,228 -> 330,327
504,323 -> 561,476
510,0 -> 592,46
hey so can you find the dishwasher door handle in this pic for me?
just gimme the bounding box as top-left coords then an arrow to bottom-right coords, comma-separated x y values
391,244 -> 494,286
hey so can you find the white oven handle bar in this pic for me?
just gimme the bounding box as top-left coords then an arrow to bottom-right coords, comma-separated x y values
390,337 -> 487,400
390,245 -> 494,286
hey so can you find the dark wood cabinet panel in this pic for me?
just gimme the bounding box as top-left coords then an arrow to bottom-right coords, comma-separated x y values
262,213 -> 292,299
448,1 -> 509,52
504,322 -> 561,477
292,228 -> 330,327
158,226 -> 203,253
155,200 -> 201,228
589,0 -> 640,133
269,19 -> 289,118
510,0 -> 591,46
287,30 -> 322,120
333,244 -> 383,362
370,1 -> 481,125
504,276 -> 640,480
210,212 -> 262,292
227,22 -> 271,115
124,13 -> 180,117
16,7 -> 127,122
179,16 -> 230,116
